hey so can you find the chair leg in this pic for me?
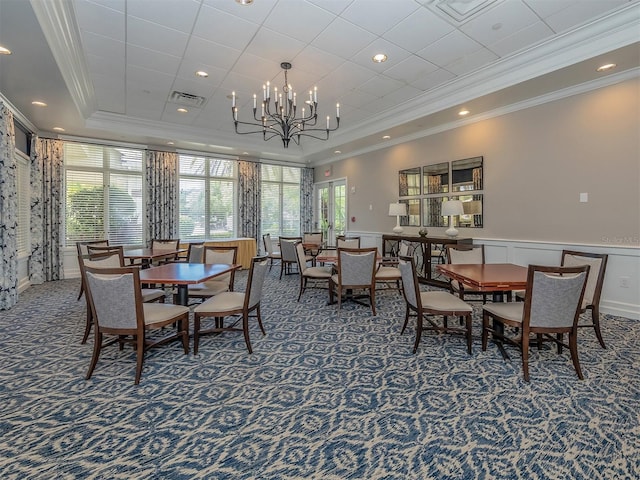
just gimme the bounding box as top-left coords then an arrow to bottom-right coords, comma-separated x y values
85,331 -> 102,380
194,313 -> 201,355
370,288 -> 376,316
413,312 -> 423,354
465,313 -> 472,354
569,329 -> 584,380
297,277 -> 306,302
134,334 -> 145,385
481,312 -> 489,351
592,307 -> 606,349
82,309 -> 93,344
256,306 -> 266,336
180,317 -> 189,354
537,333 -> 543,350
243,313 -> 253,354
77,283 -> 84,301
521,334 -> 530,382
401,306 -> 410,334
557,333 -> 563,354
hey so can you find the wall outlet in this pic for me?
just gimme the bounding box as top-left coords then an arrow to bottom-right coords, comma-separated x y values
619,276 -> 630,288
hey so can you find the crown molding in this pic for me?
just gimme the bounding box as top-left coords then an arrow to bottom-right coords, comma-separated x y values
29,0 -> 96,118
0,93 -> 38,132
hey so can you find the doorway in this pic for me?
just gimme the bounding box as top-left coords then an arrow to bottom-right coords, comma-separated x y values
315,179 -> 346,247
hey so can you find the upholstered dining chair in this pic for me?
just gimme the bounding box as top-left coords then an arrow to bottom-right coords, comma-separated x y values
295,241 -> 332,301
329,247 -> 378,315
184,245 -> 238,304
303,231 -> 324,259
79,247 -> 165,344
76,240 -> 109,299
262,233 -> 281,271
336,236 -> 361,248
83,265 -> 190,384
193,255 -> 269,354
174,242 -> 205,263
482,264 -> 589,382
150,238 -> 181,264
375,240 -> 410,291
279,237 -> 311,279
398,255 -> 474,354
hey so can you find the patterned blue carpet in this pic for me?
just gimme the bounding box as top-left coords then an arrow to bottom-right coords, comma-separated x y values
1,268 -> 639,479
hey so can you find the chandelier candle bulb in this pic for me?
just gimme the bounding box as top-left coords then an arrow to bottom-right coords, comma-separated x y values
232,91 -> 236,108
231,61 -> 340,148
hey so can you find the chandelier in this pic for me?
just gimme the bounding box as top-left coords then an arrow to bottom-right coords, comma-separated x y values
232,62 -> 340,148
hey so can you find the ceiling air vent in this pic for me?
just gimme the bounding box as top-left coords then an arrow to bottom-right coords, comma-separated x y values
169,91 -> 207,108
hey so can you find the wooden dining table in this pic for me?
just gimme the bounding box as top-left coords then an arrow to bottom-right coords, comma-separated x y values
139,262 -> 240,306
437,263 -> 529,359
123,247 -> 187,267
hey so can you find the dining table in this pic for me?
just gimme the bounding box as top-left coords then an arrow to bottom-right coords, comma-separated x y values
139,262 -> 240,306
123,247 -> 187,267
436,262 -> 529,359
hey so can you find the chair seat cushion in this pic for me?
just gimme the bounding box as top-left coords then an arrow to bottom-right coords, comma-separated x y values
483,302 -> 524,323
375,266 -> 401,280
194,291 -> 245,314
143,303 -> 189,326
141,288 -> 165,302
420,291 -> 473,313
304,266 -> 332,278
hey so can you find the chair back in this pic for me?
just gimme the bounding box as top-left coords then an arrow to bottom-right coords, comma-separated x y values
561,250 -> 608,309
398,255 -> 420,310
151,238 -> 180,250
280,239 -> 298,263
336,247 -> 377,287
84,266 -> 143,331
446,244 -> 484,264
398,240 -> 410,257
523,264 -> 589,329
263,233 -> 276,255
187,242 -> 205,263
76,240 -> 109,257
337,236 -> 360,248
245,256 -> 269,309
204,246 -> 238,288
303,232 -> 323,245
295,242 -> 309,274
84,248 -> 125,268
86,244 -> 124,258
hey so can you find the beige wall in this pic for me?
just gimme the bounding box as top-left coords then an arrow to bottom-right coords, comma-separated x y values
316,77 -> 640,247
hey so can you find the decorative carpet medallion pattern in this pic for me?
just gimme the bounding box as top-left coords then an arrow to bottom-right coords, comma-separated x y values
0,269 -> 639,479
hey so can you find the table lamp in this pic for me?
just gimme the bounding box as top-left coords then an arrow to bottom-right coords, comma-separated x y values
388,203 -> 407,234
442,200 -> 464,237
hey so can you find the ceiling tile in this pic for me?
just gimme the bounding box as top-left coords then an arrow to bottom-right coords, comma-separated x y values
79,31 -> 125,62
305,0 -> 354,16
417,29 -> 484,67
357,75 -> 405,97
192,3 -> 260,50
541,0 -> 630,33
292,45 -> 345,77
340,0 -> 420,35
201,0 -> 277,23
374,84 -> 423,111
488,21 -> 554,57
127,0 -> 200,33
350,37 -> 412,71
182,36 -> 242,71
74,0 -> 125,41
126,17 -> 189,58
383,7 -> 455,51
126,44 -> 182,76
409,67 -> 456,91
444,46 -> 499,76
263,0 -> 336,43
383,55 -> 439,84
311,17 -> 377,60
244,28 -> 307,65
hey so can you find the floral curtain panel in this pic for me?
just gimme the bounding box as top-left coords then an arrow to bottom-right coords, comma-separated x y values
300,167 -> 314,234
145,150 -> 178,244
238,160 -> 261,240
0,102 -> 18,309
30,137 -> 63,284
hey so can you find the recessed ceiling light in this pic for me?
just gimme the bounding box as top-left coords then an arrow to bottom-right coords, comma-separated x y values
167,141 -> 175,145
372,53 -> 387,63
0,46 -> 11,55
597,63 -> 616,72
235,0 -> 253,4
32,101 -> 47,107
53,127 -> 65,132
195,70 -> 209,78
242,152 -> 249,155
177,108 -> 188,113
459,109 -> 470,116
382,135 -> 391,139
334,150 -> 341,154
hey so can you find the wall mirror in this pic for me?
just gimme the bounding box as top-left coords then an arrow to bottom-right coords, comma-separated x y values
452,156 -> 483,192
399,167 -> 421,197
452,194 -> 483,228
400,199 -> 421,226
422,197 -> 447,227
423,162 -> 449,194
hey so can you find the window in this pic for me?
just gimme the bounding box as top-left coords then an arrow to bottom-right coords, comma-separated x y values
178,155 -> 236,239
261,164 -> 301,237
16,151 -> 30,257
64,143 -> 144,246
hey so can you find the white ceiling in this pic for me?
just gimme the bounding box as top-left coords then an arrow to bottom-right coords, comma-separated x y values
0,0 -> 638,165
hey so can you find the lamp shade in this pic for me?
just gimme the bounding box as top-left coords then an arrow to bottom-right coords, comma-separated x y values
388,203 -> 407,216
441,200 -> 464,216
